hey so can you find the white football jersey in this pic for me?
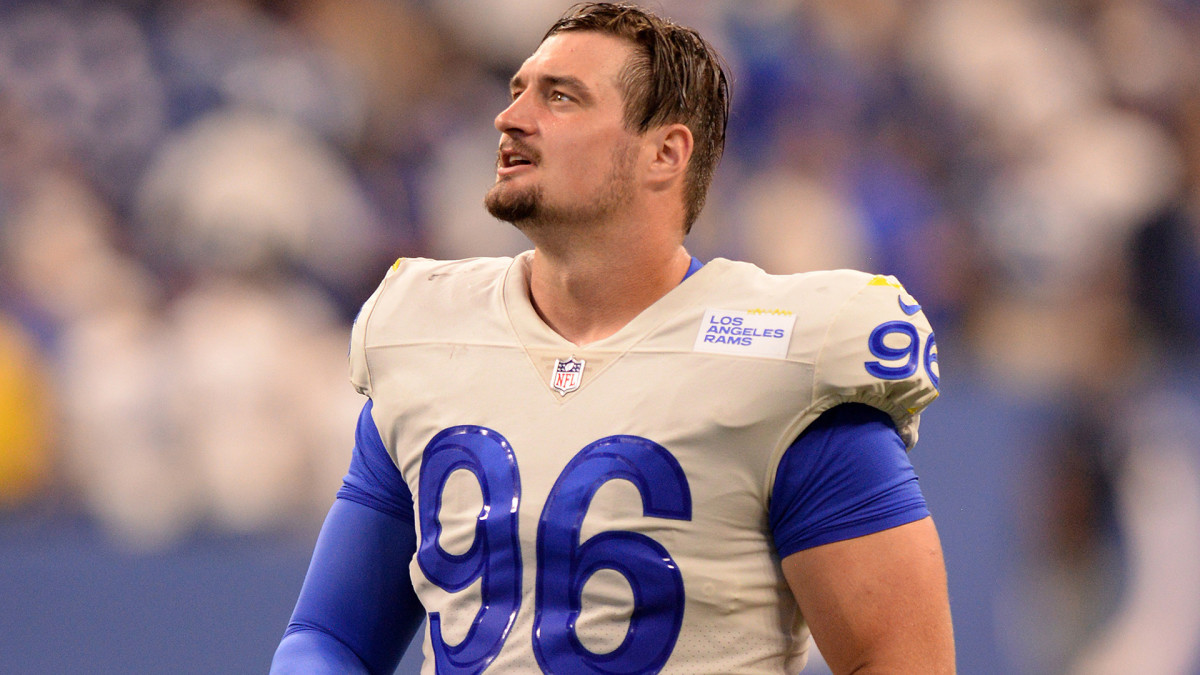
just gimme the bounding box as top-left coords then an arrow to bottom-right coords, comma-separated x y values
349,251 -> 939,674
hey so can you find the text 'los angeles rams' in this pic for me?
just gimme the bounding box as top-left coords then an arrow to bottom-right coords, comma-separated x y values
702,315 -> 787,345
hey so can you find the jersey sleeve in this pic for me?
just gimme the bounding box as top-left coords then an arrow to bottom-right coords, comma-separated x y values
336,399 -> 417,518
272,400 -> 423,675
811,274 -> 940,448
769,403 -> 929,558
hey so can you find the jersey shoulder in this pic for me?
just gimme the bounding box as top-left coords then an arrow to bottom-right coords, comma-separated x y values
698,261 -> 888,332
801,270 -> 940,448
687,262 -> 939,447
348,255 -> 516,396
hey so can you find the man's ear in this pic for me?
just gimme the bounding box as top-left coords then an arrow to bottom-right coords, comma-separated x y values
645,123 -> 693,188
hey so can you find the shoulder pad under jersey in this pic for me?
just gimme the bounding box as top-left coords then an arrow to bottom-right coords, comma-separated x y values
347,255 -> 515,396
348,257 -> 410,397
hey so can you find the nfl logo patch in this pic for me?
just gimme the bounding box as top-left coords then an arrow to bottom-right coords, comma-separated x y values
550,357 -> 585,396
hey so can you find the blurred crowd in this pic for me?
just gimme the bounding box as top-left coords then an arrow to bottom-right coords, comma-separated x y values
0,0 -> 1198,672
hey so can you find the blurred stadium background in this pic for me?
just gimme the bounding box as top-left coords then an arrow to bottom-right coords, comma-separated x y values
1,0 -> 1198,673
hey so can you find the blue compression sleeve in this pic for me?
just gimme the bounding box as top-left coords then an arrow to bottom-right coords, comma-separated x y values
272,401 -> 424,675
769,403 -> 929,558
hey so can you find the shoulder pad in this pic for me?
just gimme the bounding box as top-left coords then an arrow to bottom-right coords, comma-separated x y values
812,274 -> 940,448
348,258 -> 410,396
347,255 -> 515,396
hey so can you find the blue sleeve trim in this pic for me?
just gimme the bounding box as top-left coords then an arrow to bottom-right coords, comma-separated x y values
335,399 -> 413,522
769,404 -> 929,558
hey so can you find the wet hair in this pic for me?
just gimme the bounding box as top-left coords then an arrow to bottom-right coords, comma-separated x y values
544,2 -> 730,232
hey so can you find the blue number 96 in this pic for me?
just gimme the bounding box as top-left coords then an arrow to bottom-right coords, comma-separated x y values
418,428 -> 692,674
864,321 -> 939,389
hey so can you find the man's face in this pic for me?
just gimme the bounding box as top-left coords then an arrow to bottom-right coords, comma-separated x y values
485,31 -> 641,229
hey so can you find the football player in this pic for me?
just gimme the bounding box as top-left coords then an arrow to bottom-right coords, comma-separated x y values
272,3 -> 954,673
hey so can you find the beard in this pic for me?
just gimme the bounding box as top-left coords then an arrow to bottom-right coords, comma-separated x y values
484,179 -> 542,224
484,140 -> 638,232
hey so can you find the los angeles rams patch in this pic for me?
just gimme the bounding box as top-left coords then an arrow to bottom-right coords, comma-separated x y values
693,309 -> 795,359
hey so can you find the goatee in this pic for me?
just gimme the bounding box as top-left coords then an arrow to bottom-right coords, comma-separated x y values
484,181 -> 541,224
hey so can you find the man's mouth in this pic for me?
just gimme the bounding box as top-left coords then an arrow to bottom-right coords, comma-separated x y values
502,153 -> 532,168
499,145 -> 538,171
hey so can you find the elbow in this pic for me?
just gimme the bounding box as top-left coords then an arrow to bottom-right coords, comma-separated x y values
271,624 -> 372,675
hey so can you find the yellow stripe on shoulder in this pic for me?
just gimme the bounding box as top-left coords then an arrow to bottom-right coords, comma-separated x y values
867,274 -> 903,289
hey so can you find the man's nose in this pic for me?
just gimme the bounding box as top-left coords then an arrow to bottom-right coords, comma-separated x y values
494,91 -> 535,135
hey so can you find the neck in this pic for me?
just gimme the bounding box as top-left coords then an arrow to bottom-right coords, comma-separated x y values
523,213 -> 691,346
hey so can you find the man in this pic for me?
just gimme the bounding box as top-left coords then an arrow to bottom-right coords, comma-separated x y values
272,3 -> 955,673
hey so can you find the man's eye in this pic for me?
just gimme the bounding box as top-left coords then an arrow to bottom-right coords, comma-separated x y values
549,91 -> 571,103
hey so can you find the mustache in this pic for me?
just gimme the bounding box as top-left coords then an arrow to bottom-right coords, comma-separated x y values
497,140 -> 541,165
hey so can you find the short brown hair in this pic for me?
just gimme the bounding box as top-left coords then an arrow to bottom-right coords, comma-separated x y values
544,2 -> 730,232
